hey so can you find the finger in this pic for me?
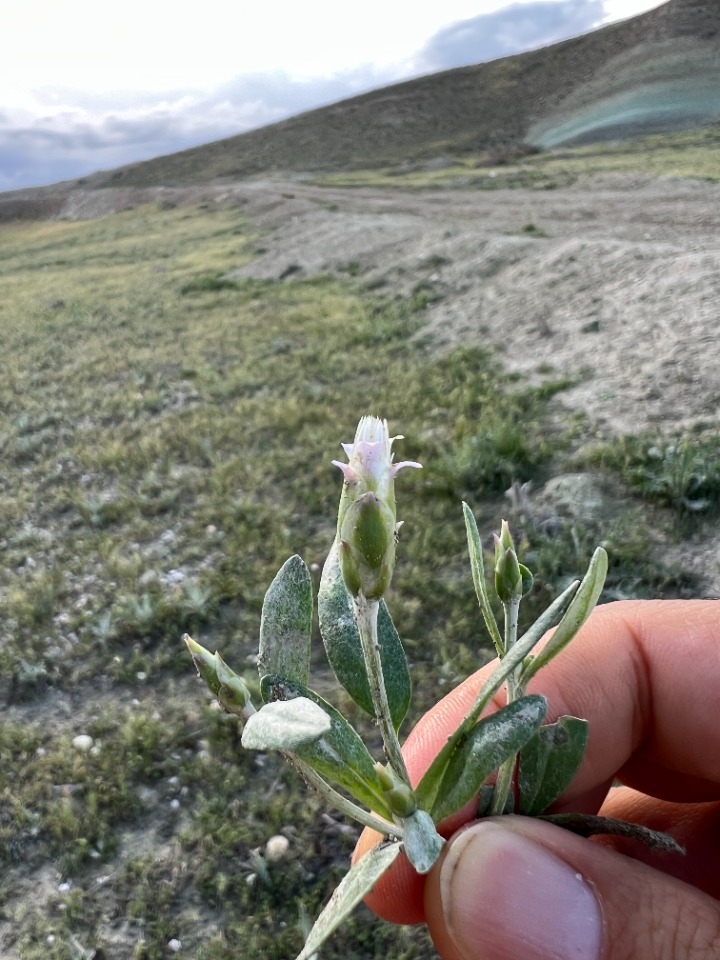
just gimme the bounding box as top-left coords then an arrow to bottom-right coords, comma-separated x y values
358,599 -> 720,924
424,816 -> 720,960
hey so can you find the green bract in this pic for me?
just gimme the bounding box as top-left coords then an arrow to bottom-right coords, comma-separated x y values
185,415 -> 680,960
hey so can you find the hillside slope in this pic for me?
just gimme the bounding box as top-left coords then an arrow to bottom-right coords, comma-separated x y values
88,0 -> 719,187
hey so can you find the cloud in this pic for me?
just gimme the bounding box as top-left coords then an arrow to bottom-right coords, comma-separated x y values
0,65 -> 399,191
414,0 -> 605,73
0,2 -> 610,192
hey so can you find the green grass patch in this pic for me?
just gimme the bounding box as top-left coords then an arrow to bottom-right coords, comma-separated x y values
309,125 -> 720,191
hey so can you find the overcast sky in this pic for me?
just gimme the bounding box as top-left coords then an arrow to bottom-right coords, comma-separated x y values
3,0 -> 665,192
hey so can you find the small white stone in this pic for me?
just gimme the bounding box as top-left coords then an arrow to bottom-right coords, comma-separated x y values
170,798 -> 180,810
36,747 -> 46,757
168,939 -> 182,953
58,881 -> 71,893
47,935 -> 56,945
72,735 -> 93,751
265,835 -> 290,862
135,671 -> 147,682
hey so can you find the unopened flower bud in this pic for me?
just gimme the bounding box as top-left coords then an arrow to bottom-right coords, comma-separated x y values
332,417 -> 421,599
185,635 -> 253,717
493,521 -> 533,602
374,762 -> 417,817
215,653 -> 253,714
185,635 -> 221,696
495,546 -> 523,603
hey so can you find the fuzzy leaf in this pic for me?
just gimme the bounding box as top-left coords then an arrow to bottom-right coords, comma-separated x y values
241,698 -> 330,751
296,841 -> 403,960
318,541 -> 410,730
462,503 -> 503,654
518,716 -> 588,816
258,555 -> 313,686
520,547 -> 607,684
261,675 -> 392,817
402,810 -> 444,874
427,695 -> 547,823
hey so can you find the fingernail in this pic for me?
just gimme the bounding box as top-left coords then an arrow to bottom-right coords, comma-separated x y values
440,821 -> 603,960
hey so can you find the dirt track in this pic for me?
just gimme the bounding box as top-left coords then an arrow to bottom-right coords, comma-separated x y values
25,172 -> 720,441
223,173 -> 720,439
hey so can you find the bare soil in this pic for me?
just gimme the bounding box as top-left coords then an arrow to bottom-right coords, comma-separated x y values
222,175 -> 720,439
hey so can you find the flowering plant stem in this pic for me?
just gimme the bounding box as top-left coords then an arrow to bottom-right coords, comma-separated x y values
354,593 -> 411,787
489,596 -> 522,815
293,756 -> 403,838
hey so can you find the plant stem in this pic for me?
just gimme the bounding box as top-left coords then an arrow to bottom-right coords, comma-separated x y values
293,756 -> 403,839
489,597 -> 521,816
354,594 -> 411,787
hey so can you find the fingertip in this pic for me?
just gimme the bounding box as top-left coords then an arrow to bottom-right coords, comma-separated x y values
353,828 -> 426,924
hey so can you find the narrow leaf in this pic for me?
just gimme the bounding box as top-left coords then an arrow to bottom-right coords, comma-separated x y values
318,541 -> 410,730
541,813 -> 685,854
462,503 -> 503,654
261,675 -> 392,817
259,555 -> 313,686
296,841 -> 403,960
520,547 -> 608,684
241,698 -> 330,751
518,716 -> 588,816
402,810 -> 444,874
414,603 -> 566,815
428,695 -> 547,823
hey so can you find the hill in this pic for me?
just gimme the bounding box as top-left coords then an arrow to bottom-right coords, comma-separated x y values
84,0 -> 720,188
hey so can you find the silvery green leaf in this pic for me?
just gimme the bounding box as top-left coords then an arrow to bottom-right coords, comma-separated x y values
518,716 -> 588,816
520,547 -> 607,684
462,503 -> 503,654
414,580 -> 578,814
261,675 -> 392,817
241,697 -> 330,751
318,541 -> 410,730
476,783 -> 514,817
426,695 -> 547,823
296,841 -> 403,960
402,810 -> 444,874
259,555 -> 313,686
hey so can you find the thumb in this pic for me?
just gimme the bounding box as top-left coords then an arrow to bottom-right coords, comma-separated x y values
424,817 -> 720,960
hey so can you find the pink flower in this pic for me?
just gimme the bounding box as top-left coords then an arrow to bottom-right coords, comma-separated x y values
332,417 -> 421,599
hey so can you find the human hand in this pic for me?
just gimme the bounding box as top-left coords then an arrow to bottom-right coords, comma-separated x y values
355,599 -> 720,960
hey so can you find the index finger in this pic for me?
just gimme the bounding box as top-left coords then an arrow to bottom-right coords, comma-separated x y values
356,598 -> 720,923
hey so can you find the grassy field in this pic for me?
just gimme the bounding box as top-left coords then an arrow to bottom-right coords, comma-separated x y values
310,125 -> 720,191
0,196 -> 712,958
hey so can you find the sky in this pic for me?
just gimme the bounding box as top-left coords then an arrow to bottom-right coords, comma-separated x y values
2,0 -> 665,191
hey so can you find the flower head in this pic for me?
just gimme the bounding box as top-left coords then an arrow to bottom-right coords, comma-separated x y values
332,417 -> 421,599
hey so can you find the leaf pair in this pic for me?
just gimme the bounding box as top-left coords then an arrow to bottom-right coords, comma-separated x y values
253,555 -> 394,817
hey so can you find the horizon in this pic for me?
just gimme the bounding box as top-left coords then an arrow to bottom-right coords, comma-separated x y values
2,0 -> 665,192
